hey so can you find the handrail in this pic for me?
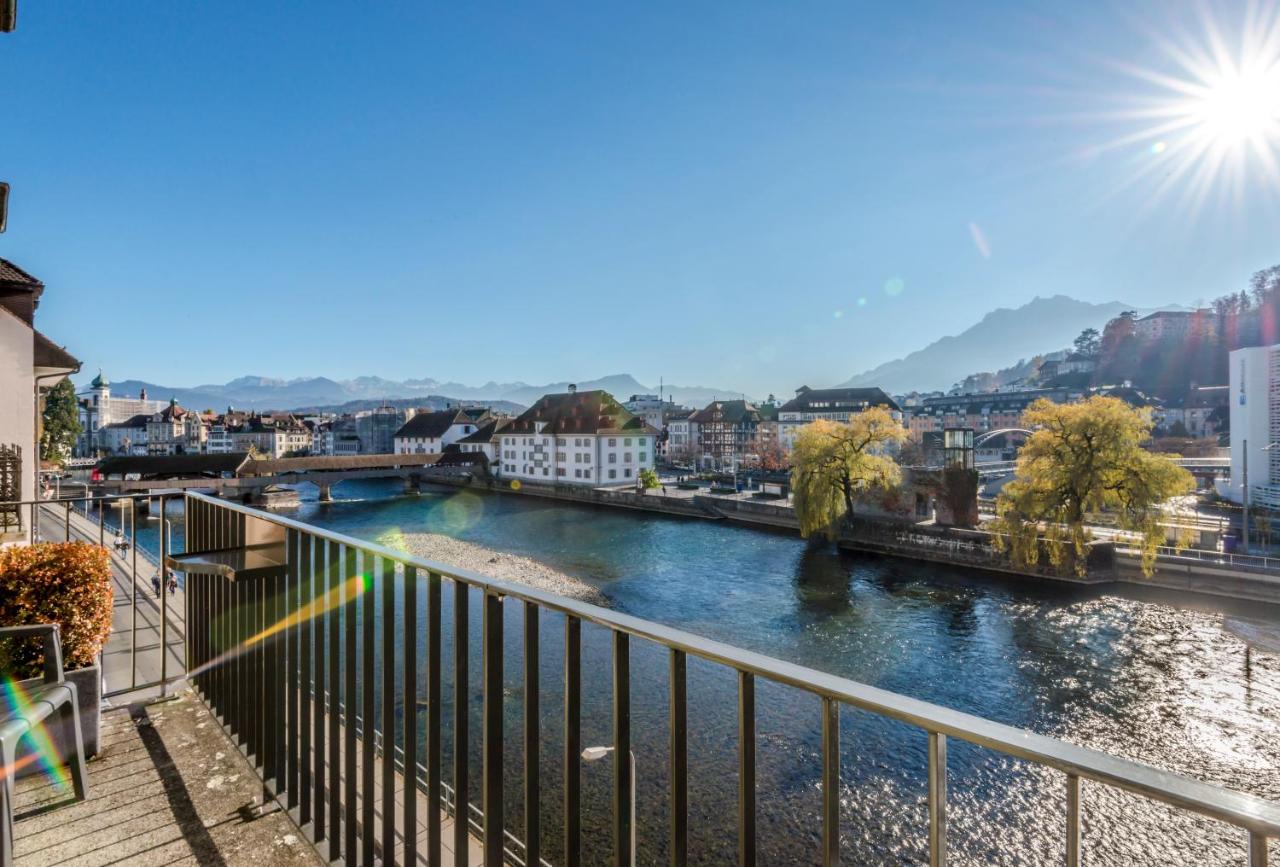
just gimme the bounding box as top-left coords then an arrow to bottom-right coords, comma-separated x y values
185,490 -> 1280,842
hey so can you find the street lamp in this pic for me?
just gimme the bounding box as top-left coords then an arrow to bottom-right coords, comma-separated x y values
1242,440 -> 1280,552
582,745 -> 636,863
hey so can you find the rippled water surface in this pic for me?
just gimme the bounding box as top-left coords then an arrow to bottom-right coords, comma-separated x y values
132,482 -> 1280,864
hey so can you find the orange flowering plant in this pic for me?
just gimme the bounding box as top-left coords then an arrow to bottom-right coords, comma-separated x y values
0,542 -> 113,678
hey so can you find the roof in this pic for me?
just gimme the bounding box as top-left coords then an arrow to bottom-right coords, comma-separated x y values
393,409 -> 468,440
33,330 -> 81,374
97,453 -> 251,478
690,399 -> 760,425
90,370 -> 108,388
104,414 -> 153,430
457,417 -> 512,444
778,387 -> 902,414
0,258 -> 43,293
505,390 -> 655,436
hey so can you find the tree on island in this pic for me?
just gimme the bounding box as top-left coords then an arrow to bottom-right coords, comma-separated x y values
791,406 -> 907,540
989,396 -> 1193,577
40,378 -> 82,464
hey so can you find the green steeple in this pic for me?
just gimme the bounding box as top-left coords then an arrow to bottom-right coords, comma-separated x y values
90,369 -> 109,389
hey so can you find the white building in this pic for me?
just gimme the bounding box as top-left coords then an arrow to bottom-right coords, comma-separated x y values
664,409 -> 697,463
456,417 -> 512,474
393,409 -> 484,455
1223,345 -> 1280,508
777,386 -> 902,450
498,387 -> 657,486
76,371 -> 166,455
0,258 -> 80,543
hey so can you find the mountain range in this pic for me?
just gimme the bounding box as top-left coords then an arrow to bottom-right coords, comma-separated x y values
100,373 -> 747,413
838,295 -> 1177,394
94,296 -> 1188,411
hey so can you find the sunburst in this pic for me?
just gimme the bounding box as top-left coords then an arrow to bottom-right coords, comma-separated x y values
1096,2 -> 1280,213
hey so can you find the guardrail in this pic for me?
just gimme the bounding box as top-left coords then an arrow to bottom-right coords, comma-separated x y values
1119,544 -> 1280,573
6,493 -> 185,699
180,490 -> 1280,866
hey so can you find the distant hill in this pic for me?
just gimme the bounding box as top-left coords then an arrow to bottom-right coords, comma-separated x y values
840,296 -> 1149,393
97,373 -> 744,412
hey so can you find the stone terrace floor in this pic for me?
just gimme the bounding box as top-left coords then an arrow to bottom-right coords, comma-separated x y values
12,691 -> 322,867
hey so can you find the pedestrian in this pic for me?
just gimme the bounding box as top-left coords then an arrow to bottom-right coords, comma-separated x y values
662,484 -> 667,494
168,576 -> 178,595
151,574 -> 162,597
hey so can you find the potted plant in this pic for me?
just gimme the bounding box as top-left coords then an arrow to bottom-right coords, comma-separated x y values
0,541 -> 112,764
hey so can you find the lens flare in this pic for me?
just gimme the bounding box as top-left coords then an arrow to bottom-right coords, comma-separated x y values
184,573 -> 369,682
510,479 -> 522,491
883,278 -> 905,297
0,678 -> 72,789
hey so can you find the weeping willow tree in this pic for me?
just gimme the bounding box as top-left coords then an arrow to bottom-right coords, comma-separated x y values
990,396 -> 1194,576
791,406 -> 907,540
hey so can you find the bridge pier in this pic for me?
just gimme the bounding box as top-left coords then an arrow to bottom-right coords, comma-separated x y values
404,474 -> 421,495
318,483 -> 333,503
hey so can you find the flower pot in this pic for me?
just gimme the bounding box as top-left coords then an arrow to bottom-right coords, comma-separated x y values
11,663 -> 100,780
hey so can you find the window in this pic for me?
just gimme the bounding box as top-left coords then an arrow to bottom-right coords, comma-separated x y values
609,438 -> 617,447
609,469 -> 617,479
638,437 -> 647,446
609,453 -> 617,463
624,453 -> 632,463
640,452 -> 647,463
556,468 -> 566,477
583,453 -> 591,463
543,468 -> 549,476
556,452 -> 566,461
624,437 -> 632,446
557,438 -> 566,446
624,468 -> 632,478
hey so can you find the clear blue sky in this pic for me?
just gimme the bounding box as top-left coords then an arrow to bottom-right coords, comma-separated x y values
3,1 -> 1277,394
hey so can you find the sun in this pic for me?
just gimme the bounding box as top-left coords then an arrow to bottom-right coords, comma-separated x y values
1190,62 -> 1280,148
1093,3 -> 1280,211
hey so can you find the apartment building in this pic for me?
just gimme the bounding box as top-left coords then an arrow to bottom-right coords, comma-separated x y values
498,387 -> 656,486
393,408 -> 486,455
777,386 -> 901,449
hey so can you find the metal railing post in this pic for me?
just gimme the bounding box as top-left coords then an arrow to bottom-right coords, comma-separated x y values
928,732 -> 947,867
482,591 -> 504,866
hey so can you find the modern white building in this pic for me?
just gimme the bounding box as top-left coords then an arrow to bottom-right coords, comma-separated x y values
498,387 -> 657,486
1222,345 -> 1280,508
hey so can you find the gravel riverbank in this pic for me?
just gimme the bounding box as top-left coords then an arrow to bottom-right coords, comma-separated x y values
378,530 -> 609,606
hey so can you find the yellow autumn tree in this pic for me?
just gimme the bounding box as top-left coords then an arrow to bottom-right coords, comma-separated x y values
990,396 -> 1194,576
791,406 -> 907,540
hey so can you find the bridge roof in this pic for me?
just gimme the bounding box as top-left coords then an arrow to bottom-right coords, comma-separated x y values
239,453 -> 472,476
97,453 -> 252,479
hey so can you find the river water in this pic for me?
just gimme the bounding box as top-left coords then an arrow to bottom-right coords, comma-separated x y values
120,481 -> 1280,865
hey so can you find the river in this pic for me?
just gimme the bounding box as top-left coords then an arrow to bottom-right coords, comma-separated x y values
113,481 -> 1280,865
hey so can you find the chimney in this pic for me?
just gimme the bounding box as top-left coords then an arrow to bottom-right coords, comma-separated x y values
568,383 -> 577,394
140,387 -> 147,401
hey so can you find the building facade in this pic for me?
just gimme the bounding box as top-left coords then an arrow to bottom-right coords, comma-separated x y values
75,371 -> 166,455
1223,345 -> 1280,507
498,388 -> 656,486
393,409 -> 485,455
777,386 -> 902,450
690,399 -> 761,469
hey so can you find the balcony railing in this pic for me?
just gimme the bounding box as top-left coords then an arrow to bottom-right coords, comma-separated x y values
175,490 -> 1280,866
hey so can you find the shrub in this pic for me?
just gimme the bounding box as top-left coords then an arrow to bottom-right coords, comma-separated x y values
0,542 -> 113,678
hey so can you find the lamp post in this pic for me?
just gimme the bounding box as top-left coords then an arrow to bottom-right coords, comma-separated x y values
582,745 -> 636,863
1242,440 -> 1280,553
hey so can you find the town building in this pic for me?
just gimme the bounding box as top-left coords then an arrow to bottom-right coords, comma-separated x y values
1223,346 -> 1280,507
498,387 -> 657,486
0,258 -> 80,542
456,417 -> 512,473
690,399 -> 761,470
355,404 -> 407,454
75,370 -> 166,455
777,386 -> 902,449
393,408 -> 487,455
1133,309 -> 1217,341
907,386 -> 1080,441
664,409 -> 697,464
1155,385 -> 1228,439
146,398 -> 207,455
